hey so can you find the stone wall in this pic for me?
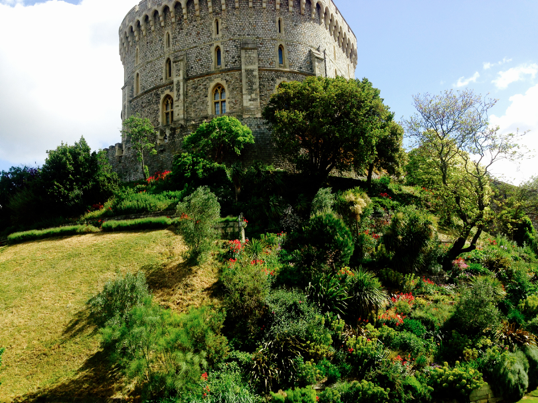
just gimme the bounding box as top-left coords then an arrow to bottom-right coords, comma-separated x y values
109,0 -> 358,181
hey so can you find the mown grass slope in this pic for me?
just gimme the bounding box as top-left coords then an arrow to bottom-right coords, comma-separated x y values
0,230 -> 219,402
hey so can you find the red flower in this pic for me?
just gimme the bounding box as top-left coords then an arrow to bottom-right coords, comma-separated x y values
201,372 -> 208,381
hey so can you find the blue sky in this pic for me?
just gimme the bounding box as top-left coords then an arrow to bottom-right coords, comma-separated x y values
0,0 -> 536,183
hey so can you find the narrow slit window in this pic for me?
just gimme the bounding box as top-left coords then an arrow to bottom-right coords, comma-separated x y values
278,45 -> 284,66
166,58 -> 172,79
215,19 -> 219,35
216,46 -> 222,67
135,73 -> 140,95
278,19 -> 282,33
213,84 -> 226,115
166,32 -> 171,49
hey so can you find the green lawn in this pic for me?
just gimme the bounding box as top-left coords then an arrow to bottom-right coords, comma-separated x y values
0,230 -> 219,402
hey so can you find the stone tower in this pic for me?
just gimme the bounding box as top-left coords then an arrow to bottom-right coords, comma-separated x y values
107,0 -> 357,181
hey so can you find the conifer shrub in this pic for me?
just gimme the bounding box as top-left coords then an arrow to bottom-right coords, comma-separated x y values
489,351 -> 529,401
176,186 -> 221,264
382,205 -> 437,273
329,380 -> 389,403
427,362 -> 485,401
270,387 -> 317,403
7,224 -> 99,244
87,271 -> 150,327
286,212 -> 354,281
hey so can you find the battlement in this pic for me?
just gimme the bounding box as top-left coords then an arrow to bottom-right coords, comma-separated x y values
119,0 -> 357,66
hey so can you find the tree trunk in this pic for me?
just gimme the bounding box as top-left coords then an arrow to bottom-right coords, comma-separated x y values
366,163 -> 375,188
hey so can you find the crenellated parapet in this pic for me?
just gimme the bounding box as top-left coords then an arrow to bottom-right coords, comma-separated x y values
119,0 -> 357,66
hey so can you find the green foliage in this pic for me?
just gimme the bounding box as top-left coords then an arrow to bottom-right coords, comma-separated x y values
311,187 -> 336,216
102,304 -> 227,399
286,213 -> 354,281
121,114 -> 157,179
452,276 -> 504,335
489,351 -> 529,401
271,387 -> 317,403
176,186 -> 221,264
316,358 -> 341,384
347,268 -> 387,322
7,224 -> 99,244
427,362 -> 485,400
331,380 -> 390,403
402,319 -> 427,338
101,217 -> 175,232
183,116 -> 254,164
377,326 -> 435,360
0,166 -> 41,230
334,187 -> 372,234
169,152 -> 230,192
345,336 -> 388,378
411,301 -> 454,331
383,205 -> 437,273
109,188 -> 186,216
293,357 -> 321,387
525,345 -> 538,390
178,362 -> 262,403
87,271 -> 150,327
305,271 -> 352,318
263,77 -> 395,180
519,295 -> 538,318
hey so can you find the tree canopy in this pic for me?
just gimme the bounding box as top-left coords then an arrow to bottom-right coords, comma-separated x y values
263,76 -> 400,181
121,114 -> 157,179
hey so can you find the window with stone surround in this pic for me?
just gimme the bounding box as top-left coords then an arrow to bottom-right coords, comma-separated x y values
163,95 -> 174,125
216,46 -> 222,68
135,72 -> 140,95
165,32 -> 171,50
214,18 -> 220,36
135,47 -> 139,65
277,17 -> 283,34
278,45 -> 284,66
213,84 -> 226,115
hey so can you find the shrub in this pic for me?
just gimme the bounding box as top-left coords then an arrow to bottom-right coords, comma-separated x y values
101,217 -> 173,232
102,304 -> 227,399
489,351 -> 529,401
294,357 -> 320,387
178,362 -> 262,403
525,345 -> 538,390
7,224 -> 100,244
347,269 -> 387,322
271,387 -> 317,403
176,186 -> 221,264
452,276 -> 503,336
286,212 -> 354,280
519,295 -> 538,318
411,301 -> 454,331
334,187 -> 372,235
305,270 -> 352,318
382,205 -> 437,273
402,319 -> 427,338
311,187 -> 336,216
333,380 -> 390,403
316,358 -> 341,384
428,362 -> 485,400
108,188 -> 186,216
344,336 -> 387,378
87,271 -> 150,327
378,326 -> 435,360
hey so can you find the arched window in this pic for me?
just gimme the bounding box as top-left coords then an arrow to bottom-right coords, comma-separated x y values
135,47 -> 139,65
163,95 -> 173,125
278,18 -> 282,34
278,45 -> 284,66
165,58 -> 172,79
213,84 -> 226,115
135,72 -> 140,95
165,32 -> 171,49
216,46 -> 222,68
215,19 -> 220,35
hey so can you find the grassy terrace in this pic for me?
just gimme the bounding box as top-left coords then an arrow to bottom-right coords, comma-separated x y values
0,230 -> 219,402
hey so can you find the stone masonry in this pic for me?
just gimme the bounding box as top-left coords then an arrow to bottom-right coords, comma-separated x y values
107,0 -> 358,181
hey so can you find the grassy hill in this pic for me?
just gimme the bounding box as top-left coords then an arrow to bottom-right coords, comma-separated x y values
0,230 -> 219,402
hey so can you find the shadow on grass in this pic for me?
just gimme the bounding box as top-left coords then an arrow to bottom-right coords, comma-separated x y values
12,349 -> 125,403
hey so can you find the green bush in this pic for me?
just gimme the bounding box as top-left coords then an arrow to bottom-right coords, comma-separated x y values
489,351 -> 529,401
333,380 -> 390,403
525,345 -> 538,390
377,326 -> 435,360
402,319 -> 427,338
519,295 -> 538,318
451,276 -> 503,336
176,186 -> 221,264
305,271 -> 352,318
382,205 -> 437,273
102,304 -> 227,399
87,271 -> 150,327
427,362 -> 485,401
316,358 -> 341,384
344,336 -> 387,378
271,387 -> 317,403
8,224 -> 100,244
101,217 -> 173,232
334,187 -> 372,236
178,362 -> 262,403
311,187 -> 336,216
109,188 -> 186,216
287,212 -> 354,279
411,301 -> 454,331
347,269 -> 387,322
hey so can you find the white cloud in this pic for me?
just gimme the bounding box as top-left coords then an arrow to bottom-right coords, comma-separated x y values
492,63 -> 538,89
0,0 -> 134,166
483,57 -> 512,70
454,71 -> 480,88
489,84 -> 538,184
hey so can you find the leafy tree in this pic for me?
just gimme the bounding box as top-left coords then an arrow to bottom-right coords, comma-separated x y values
183,116 -> 255,201
40,137 -> 118,215
121,114 -> 157,179
0,166 -> 40,229
404,89 -> 527,267
263,77 -> 394,181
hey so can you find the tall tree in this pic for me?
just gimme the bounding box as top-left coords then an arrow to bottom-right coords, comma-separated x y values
121,114 -> 157,180
404,89 -> 527,268
263,77 -> 394,181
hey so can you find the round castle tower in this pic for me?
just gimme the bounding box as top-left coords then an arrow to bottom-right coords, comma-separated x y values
107,0 -> 358,181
